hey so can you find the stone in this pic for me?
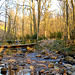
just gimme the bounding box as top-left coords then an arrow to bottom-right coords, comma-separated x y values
55,51 -> 58,53
72,66 -> 75,71
36,55 -> 41,58
51,56 -> 57,59
55,73 -> 60,75
41,50 -> 46,54
48,63 -> 54,68
21,48 -> 27,53
73,59 -> 75,64
63,73 -> 67,75
36,64 -> 46,67
1,68 -> 7,74
0,57 -> 2,61
27,47 -> 34,51
65,56 -> 73,62
44,56 -> 50,59
40,61 -> 46,63
8,59 -> 16,62
12,67 -> 17,71
40,69 -> 44,73
22,69 -> 31,72
67,71 -> 72,75
72,72 -> 75,75
30,66 -> 34,70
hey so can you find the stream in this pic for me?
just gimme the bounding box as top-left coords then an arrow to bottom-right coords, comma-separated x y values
0,48 -> 75,75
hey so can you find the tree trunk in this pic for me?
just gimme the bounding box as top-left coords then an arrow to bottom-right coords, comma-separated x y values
13,0 -> 19,40
30,0 -> 32,35
71,0 -> 75,43
32,0 -> 36,34
37,0 -> 41,40
8,15 -> 11,34
66,0 -> 70,40
22,0 -> 25,39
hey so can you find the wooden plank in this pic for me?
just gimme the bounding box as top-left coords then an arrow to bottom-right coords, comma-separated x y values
0,43 -> 36,48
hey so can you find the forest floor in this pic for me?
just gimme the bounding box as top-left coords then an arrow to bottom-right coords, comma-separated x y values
0,39 -> 75,75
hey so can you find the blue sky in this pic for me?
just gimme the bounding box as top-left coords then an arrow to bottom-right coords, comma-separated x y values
0,0 -> 60,21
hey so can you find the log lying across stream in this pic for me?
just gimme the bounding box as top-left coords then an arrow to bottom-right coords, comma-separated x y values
0,43 -> 36,48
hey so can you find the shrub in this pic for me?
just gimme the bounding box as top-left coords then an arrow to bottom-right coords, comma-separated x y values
42,36 -> 47,40
31,33 -> 37,39
26,34 -> 30,39
57,32 -> 62,39
7,40 -> 13,44
38,37 -> 43,40
70,29 -> 75,40
50,32 -> 56,39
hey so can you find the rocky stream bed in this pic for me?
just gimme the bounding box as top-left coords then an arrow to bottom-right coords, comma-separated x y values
0,47 -> 75,75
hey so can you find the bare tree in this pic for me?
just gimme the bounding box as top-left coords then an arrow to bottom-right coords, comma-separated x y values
71,0 -> 75,42
29,0 -> 32,35
13,0 -> 19,40
66,0 -> 70,40
32,0 -> 37,34
37,0 -> 41,39
22,0 -> 25,39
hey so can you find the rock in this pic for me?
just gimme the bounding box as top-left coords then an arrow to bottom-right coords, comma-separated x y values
72,72 -> 75,75
73,56 -> 75,59
40,61 -> 46,63
27,59 -> 31,64
21,48 -> 27,53
36,64 -> 46,67
73,59 -> 75,64
0,57 -> 2,61
63,73 -> 67,75
41,50 -> 46,55
55,62 -> 58,65
72,66 -> 75,71
65,56 -> 73,62
0,64 -> 5,67
51,56 -> 57,59
30,65 -> 34,70
17,50 -> 21,54
31,71 -> 34,75
40,69 -> 44,73
1,68 -> 7,74
55,51 -> 58,53
48,63 -> 54,68
67,71 -> 72,75
45,71 -> 49,73
44,56 -> 50,59
12,67 -> 17,71
50,54 -> 53,56
54,66 -> 59,73
8,59 -> 16,62
64,64 -> 72,69
55,73 -> 60,75
36,55 -> 41,58
27,47 -> 33,50
19,63 -> 25,66
22,69 -> 31,72
27,47 -> 34,53
59,62 -> 62,65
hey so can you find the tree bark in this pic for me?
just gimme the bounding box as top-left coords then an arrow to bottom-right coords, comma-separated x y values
22,0 -> 25,39
32,0 -> 36,34
37,0 -> 41,39
13,0 -> 19,40
30,0 -> 32,35
71,0 -> 75,43
66,0 -> 70,40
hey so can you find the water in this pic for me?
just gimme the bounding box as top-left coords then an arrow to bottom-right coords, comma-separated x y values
0,52 -> 75,75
